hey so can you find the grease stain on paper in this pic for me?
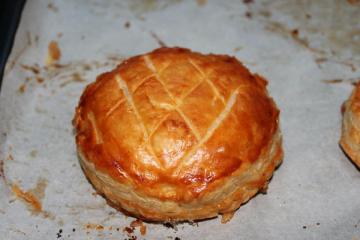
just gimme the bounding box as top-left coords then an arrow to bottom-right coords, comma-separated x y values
11,178 -> 54,219
260,0 -> 360,61
0,159 -> 5,183
17,54 -> 125,94
196,0 -> 207,7
129,0 -> 182,16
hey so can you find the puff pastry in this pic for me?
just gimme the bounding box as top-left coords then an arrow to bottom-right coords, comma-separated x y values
73,47 -> 283,222
340,84 -> 360,168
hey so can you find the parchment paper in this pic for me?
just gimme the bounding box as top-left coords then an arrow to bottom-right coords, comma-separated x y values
1,0 -> 360,239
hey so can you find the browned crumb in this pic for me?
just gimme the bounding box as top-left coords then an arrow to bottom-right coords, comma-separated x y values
59,73 -> 86,87
72,72 -> 85,82
221,212 -> 235,223
47,3 -> 59,12
322,79 -> 343,84
46,41 -> 61,66
85,223 -> 104,230
36,77 -> 44,84
245,11 -> 252,18
259,10 -> 272,18
21,64 -> 40,74
96,225 -> 104,230
82,64 -> 92,71
196,0 -> 207,6
291,29 -> 299,37
233,47 -> 242,52
129,219 -> 147,235
123,226 -> 134,234
140,225 -> 146,235
18,84 -> 26,93
52,63 -> 70,69
130,219 -> 143,228
0,160 -> 5,183
315,57 -> 327,65
347,0 -> 360,4
243,0 -> 254,4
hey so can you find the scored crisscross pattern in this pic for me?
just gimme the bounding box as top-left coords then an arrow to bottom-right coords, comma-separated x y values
75,48 -> 279,187
109,52 -> 238,170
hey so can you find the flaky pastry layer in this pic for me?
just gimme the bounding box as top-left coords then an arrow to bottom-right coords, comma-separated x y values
79,129 -> 282,221
74,47 -> 283,221
340,85 -> 360,168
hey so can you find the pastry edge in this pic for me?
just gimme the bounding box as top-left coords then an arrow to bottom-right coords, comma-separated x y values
340,97 -> 360,168
78,130 -> 283,222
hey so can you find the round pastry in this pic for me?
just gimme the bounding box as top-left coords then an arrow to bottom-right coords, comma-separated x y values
73,47 -> 283,222
340,84 -> 360,168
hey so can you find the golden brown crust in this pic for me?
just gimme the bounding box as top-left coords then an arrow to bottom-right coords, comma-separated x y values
74,47 -> 283,221
340,84 -> 360,168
